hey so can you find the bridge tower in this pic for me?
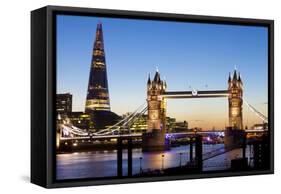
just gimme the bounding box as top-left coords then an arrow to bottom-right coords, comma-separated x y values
147,71 -> 167,133
228,69 -> 243,129
143,71 -> 168,151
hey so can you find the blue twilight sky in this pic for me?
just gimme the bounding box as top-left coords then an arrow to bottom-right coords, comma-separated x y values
57,15 -> 268,130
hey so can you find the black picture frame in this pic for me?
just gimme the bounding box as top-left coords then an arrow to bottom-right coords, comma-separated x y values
31,5 -> 274,188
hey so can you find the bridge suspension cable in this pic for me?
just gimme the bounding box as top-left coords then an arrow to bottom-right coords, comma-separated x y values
60,124 -> 89,137
60,102 -> 148,138
243,98 -> 268,123
93,102 -> 147,135
122,106 -> 148,129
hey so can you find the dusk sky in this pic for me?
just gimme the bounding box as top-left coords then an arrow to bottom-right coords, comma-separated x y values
57,15 -> 268,130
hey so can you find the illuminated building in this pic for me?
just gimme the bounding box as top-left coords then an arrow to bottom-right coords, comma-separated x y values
85,22 -> 110,112
67,112 -> 94,131
84,23 -> 121,130
251,123 -> 268,130
130,114 -> 147,133
166,117 -> 176,132
105,113 -> 176,134
56,93 -> 72,115
228,69 -> 243,129
173,120 -> 189,132
131,115 -> 175,133
175,120 -> 188,128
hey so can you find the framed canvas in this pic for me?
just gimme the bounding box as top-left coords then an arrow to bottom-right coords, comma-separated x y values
31,5 -> 274,188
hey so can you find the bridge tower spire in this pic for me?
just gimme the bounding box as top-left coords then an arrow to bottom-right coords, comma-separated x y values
85,22 -> 110,112
228,69 -> 243,129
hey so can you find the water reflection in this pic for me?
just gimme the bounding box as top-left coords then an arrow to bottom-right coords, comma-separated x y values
56,144 -> 250,180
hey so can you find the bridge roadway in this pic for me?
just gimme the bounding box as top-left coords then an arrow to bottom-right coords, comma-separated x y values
60,129 -> 266,141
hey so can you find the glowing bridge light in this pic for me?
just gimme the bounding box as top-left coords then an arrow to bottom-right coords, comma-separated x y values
165,134 -> 171,139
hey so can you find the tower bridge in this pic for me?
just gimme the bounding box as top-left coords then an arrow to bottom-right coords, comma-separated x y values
144,69 -> 244,150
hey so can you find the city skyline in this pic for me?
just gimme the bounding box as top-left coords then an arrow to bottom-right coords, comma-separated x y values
56,15 -> 268,130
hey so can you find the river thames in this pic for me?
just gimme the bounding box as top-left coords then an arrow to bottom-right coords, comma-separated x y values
56,144 -> 251,180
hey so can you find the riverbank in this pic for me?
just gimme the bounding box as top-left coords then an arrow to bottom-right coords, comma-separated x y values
57,140 -> 222,153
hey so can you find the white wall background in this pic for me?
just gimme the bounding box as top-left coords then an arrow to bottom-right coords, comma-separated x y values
0,0 -> 279,193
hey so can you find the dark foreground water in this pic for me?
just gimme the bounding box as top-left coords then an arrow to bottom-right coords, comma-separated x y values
56,144 -> 251,180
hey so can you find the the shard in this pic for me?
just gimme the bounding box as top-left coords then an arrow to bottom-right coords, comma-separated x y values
85,23 -> 110,112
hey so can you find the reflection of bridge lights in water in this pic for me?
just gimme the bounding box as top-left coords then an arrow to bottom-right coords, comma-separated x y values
161,154 -> 165,170
56,144 -> 256,179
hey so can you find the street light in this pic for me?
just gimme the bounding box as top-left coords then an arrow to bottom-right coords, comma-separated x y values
161,154 -> 165,170
139,157 -> 143,174
179,153 -> 183,167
